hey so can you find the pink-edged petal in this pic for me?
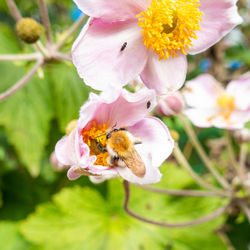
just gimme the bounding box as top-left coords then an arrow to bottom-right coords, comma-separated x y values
184,108 -> 219,128
212,110 -> 250,130
128,117 -> 174,167
73,0 -> 150,22
183,74 -> 223,108
189,0 -> 242,54
79,88 -> 157,129
226,76 -> 250,110
72,19 -> 148,91
55,129 -> 79,166
89,174 -> 119,184
140,51 -> 187,94
117,151 -> 162,185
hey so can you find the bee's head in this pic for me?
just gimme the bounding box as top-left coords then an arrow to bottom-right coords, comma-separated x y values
106,127 -> 127,140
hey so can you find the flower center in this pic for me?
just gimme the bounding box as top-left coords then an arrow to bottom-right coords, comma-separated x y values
137,0 -> 203,60
216,93 -> 236,120
81,121 -> 110,166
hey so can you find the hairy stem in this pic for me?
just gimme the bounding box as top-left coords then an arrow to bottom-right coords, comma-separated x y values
178,114 -> 230,189
38,0 -> 52,47
174,144 -> 226,193
123,181 -> 231,228
0,59 -> 43,102
55,14 -> 88,50
0,53 -> 41,61
6,0 -> 21,21
136,184 -> 231,197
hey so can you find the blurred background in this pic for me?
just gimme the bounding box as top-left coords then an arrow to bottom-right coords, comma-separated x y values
0,0 -> 249,249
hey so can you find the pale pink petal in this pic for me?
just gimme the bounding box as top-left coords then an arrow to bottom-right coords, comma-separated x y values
184,108 -> 219,128
79,89 -> 157,129
140,51 -> 187,94
183,74 -> 224,108
73,0 -> 150,21
55,129 -> 79,166
128,117 -> 174,167
189,0 -> 242,54
89,174 -> 119,184
226,76 -> 250,110
72,19 -> 148,91
117,152 -> 162,185
212,110 -> 250,130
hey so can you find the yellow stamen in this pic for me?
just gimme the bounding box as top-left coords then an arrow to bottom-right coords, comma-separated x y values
216,93 -> 236,120
81,121 -> 110,166
137,0 -> 203,60
207,93 -> 236,122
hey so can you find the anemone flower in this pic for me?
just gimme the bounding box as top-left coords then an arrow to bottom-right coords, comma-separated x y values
183,74 -> 250,130
72,0 -> 242,94
55,89 -> 174,184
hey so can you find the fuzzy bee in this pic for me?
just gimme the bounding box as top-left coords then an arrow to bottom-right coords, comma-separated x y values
96,128 -> 146,177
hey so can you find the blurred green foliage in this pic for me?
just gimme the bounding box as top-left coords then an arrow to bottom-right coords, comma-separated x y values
0,0 -> 249,249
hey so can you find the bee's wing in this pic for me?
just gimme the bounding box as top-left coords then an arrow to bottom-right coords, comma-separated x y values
121,148 -> 146,177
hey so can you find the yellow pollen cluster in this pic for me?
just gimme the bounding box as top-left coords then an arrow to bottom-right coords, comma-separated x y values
216,93 -> 236,120
137,0 -> 203,60
81,121 -> 110,166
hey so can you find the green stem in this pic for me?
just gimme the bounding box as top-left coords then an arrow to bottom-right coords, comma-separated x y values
174,144 -> 228,194
178,114 -> 230,189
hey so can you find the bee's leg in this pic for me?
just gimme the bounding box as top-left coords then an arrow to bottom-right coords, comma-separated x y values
107,155 -> 120,167
133,137 -> 142,145
97,142 -> 107,153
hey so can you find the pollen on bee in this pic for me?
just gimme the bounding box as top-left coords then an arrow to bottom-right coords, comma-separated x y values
109,131 -> 132,157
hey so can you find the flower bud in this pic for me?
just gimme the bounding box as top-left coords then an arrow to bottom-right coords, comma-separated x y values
16,18 -> 42,44
156,92 -> 184,116
234,128 -> 250,143
170,130 -> 179,142
66,119 -> 78,135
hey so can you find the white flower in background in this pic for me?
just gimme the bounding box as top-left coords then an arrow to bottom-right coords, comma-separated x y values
183,74 -> 250,130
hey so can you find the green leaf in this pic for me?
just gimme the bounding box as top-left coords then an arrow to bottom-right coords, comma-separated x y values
48,62 -> 91,133
0,62 -> 54,176
21,178 -> 227,250
0,222 -> 33,250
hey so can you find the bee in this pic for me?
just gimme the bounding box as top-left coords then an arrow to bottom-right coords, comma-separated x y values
97,128 -> 146,177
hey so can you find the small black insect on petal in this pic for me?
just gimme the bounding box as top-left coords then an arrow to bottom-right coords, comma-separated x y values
120,42 -> 127,52
147,101 -> 151,109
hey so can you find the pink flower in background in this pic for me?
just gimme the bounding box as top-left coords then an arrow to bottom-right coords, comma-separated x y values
72,0 -> 242,94
183,74 -> 250,130
156,92 -> 184,116
55,89 -> 174,184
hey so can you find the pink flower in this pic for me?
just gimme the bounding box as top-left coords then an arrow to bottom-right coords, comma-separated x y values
182,74 -> 250,130
55,89 -> 174,184
72,0 -> 242,94
156,92 -> 184,116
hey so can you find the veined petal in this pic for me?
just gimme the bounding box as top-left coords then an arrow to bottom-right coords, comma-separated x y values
140,51 -> 187,94
73,0 -> 150,21
183,74 -> 223,108
79,88 -> 157,129
128,117 -> 174,167
189,0 -> 242,54
72,18 -> 148,91
55,129 -> 79,166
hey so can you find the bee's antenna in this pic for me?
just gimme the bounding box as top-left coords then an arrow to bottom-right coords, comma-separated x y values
112,122 -> 117,129
95,132 -> 108,139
